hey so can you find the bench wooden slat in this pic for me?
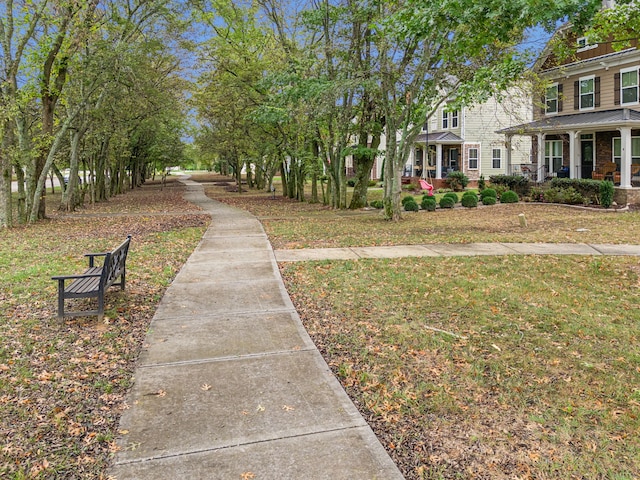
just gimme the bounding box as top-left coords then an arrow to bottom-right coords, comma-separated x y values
66,269 -> 103,295
52,236 -> 131,320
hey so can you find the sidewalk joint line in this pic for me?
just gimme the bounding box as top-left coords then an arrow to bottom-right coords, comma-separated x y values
112,425 -> 371,467
138,347 -> 318,370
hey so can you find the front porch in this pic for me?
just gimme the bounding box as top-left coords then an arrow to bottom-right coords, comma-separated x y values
412,132 -> 464,181
499,108 -> 640,192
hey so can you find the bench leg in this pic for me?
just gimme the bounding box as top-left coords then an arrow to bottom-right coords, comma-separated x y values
97,293 -> 104,321
57,281 -> 65,320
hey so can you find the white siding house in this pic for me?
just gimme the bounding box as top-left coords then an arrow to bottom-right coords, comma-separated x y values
403,89 -> 533,183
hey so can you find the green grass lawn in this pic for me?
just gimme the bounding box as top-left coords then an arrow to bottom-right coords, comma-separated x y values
203,176 -> 640,479
2,174 -> 639,479
0,180 -> 210,479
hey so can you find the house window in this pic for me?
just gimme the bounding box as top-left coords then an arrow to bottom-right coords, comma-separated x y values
613,137 -> 640,167
492,148 -> 501,169
442,110 -> 448,129
545,140 -> 563,174
576,36 -> 597,52
451,110 -> 459,128
468,148 -> 478,169
546,84 -> 559,114
579,76 -> 595,110
621,67 -> 639,105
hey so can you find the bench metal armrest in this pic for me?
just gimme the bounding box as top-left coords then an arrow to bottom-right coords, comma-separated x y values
85,252 -> 108,267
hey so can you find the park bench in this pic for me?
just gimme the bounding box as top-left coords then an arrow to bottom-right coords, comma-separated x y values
52,235 -> 132,320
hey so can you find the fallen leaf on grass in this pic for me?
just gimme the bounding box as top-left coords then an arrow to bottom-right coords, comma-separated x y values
240,472 -> 255,480
282,405 -> 295,411
201,384 -> 212,391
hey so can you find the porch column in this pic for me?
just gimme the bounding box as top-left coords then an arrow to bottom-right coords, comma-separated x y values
436,144 -> 443,179
536,133 -> 545,183
505,134 -> 512,175
620,127 -> 632,188
568,130 -> 578,179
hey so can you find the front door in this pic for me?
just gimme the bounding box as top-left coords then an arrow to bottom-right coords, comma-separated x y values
581,139 -> 594,179
449,148 -> 459,171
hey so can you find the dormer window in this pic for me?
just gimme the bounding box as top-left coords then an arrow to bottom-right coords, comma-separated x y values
576,36 -> 597,52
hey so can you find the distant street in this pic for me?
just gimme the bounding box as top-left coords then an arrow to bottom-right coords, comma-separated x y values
11,176 -> 61,192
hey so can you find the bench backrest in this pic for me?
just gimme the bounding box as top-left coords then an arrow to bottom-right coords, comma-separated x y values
102,235 -> 132,288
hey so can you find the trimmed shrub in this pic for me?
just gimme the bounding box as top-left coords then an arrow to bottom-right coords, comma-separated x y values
401,195 -> 416,206
445,171 -> 469,191
550,178 -> 600,204
529,186 -> 545,203
370,200 -> 383,209
439,196 -> 455,209
481,195 -> 497,206
489,174 -> 531,195
461,194 -> 478,208
404,199 -> 420,211
480,188 -> 497,200
421,197 -> 437,211
443,192 -> 459,203
500,190 -> 519,203
600,180 -> 614,208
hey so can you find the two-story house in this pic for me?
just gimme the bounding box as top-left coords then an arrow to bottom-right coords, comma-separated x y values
499,23 -> 640,202
408,91 -> 532,186
353,90 -> 533,184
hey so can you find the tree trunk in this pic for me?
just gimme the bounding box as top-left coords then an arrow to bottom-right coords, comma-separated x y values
382,122 -> 402,221
14,162 -> 26,224
60,128 -> 83,211
0,156 -> 11,228
29,114 -> 76,223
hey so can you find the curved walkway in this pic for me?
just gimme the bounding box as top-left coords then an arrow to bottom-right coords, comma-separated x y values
109,179 -> 404,479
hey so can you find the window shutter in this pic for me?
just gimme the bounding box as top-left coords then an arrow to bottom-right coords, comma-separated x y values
540,94 -> 546,115
595,76 -> 601,107
614,72 -> 621,105
558,84 -> 563,112
574,80 -> 579,110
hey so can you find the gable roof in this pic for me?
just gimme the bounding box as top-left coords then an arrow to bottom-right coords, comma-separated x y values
497,108 -> 640,135
415,132 -> 464,144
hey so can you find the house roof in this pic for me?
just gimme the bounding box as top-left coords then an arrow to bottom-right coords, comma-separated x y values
497,108 -> 640,135
415,132 -> 464,144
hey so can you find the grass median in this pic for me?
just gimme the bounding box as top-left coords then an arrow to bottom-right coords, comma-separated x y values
0,179 -> 210,479
204,177 -> 640,480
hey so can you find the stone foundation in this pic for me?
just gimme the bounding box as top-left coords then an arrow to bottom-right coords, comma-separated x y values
614,187 -> 640,206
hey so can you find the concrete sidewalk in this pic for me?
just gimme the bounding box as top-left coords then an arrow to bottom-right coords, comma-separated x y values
274,242 -> 640,262
108,179 -> 404,479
